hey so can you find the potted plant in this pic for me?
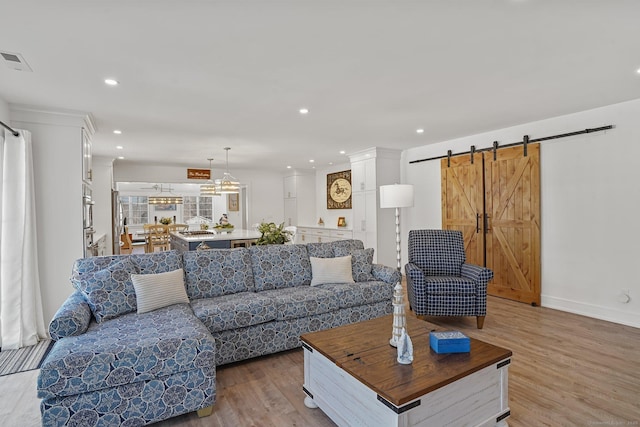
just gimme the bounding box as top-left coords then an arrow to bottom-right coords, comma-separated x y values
256,222 -> 292,245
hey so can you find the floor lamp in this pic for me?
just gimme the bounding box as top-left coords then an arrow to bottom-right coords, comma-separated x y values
379,184 -> 414,347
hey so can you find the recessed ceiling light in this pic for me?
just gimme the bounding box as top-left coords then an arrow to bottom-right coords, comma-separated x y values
416,128 -> 425,134
116,145 -> 124,150
117,156 -> 125,160
339,150 -> 346,155
329,162 -> 333,165
309,159 -> 315,163
286,165 -> 292,169
636,67 -> 640,74
113,129 -> 122,135
299,108 -> 309,115
104,78 -> 119,86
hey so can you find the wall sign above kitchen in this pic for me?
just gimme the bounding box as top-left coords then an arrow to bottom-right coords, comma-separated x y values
187,168 -> 211,180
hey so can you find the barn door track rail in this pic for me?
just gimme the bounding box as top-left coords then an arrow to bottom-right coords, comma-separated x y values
410,125 -> 613,167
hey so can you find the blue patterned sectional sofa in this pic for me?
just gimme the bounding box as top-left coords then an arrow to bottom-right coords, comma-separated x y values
37,240 -> 400,426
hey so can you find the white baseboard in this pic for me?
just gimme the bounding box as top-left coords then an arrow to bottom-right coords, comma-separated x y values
541,295 -> 640,329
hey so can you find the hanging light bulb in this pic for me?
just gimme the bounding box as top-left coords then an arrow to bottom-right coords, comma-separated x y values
200,158 -> 219,196
215,147 -> 240,194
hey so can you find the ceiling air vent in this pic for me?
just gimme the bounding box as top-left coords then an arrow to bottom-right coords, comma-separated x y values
1,51 -> 33,72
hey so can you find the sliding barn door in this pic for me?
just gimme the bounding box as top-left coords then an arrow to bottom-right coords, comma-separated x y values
484,144 -> 541,305
441,155 -> 484,266
441,144 -> 541,305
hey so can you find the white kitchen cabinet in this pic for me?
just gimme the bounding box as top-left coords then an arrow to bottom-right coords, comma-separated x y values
349,148 -> 402,268
351,158 -> 377,192
284,175 -> 297,199
283,173 -> 315,228
352,191 -> 377,258
284,198 -> 297,227
298,227 -> 353,243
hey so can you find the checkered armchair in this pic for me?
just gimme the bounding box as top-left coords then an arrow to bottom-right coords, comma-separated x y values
405,229 -> 493,329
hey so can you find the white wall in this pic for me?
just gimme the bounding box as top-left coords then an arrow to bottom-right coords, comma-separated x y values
0,96 -> 8,122
403,98 -> 640,328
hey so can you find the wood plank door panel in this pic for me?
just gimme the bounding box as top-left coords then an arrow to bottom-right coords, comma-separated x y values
441,155 -> 484,266
485,144 -> 541,305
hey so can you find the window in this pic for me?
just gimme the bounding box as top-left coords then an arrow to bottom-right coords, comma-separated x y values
120,196 -> 148,225
183,196 -> 214,223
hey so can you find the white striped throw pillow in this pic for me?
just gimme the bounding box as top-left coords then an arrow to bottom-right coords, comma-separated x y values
131,268 -> 190,314
310,255 -> 355,286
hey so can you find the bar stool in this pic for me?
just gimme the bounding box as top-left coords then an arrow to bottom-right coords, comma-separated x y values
147,224 -> 170,252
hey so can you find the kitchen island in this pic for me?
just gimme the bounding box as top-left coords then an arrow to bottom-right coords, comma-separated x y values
170,229 -> 261,252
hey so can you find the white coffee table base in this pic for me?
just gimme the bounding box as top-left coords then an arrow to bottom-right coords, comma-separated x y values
303,346 -> 510,427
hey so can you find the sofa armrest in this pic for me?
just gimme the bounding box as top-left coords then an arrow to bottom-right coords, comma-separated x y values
48,290 -> 93,341
371,263 -> 401,285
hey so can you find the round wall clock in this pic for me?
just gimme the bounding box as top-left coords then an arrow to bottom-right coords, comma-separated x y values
327,170 -> 352,209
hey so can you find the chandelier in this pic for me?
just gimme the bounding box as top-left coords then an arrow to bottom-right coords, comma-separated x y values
148,184 -> 183,204
200,158 -> 219,196
215,147 -> 240,194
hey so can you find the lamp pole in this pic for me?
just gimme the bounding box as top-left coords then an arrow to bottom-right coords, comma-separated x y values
379,184 -> 414,347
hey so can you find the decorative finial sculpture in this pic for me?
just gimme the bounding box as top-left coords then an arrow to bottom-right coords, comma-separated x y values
397,328 -> 413,364
389,282 -> 406,347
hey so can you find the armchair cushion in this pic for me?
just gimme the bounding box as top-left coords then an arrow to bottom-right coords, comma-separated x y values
408,229 -> 466,276
422,276 -> 477,295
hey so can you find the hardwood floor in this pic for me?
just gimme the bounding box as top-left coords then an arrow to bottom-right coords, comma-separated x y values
1,296 -> 638,426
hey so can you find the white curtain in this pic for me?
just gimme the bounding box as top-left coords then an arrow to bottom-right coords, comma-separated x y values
0,128 -> 46,350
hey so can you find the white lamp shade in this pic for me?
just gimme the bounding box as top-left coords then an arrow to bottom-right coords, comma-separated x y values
379,184 -> 414,208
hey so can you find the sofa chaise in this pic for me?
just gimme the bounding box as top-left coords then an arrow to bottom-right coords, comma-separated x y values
37,239 -> 400,426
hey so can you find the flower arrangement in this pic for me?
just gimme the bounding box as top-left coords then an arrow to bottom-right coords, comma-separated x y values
256,222 -> 292,245
159,217 -> 172,225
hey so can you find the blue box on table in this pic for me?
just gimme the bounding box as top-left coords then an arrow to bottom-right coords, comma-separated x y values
429,331 -> 471,354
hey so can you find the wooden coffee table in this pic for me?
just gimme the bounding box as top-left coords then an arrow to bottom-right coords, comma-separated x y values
301,315 -> 512,427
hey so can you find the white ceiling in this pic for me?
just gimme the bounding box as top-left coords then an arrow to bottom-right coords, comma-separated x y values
1,1 -> 639,173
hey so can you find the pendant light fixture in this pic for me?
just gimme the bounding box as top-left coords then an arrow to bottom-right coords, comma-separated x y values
215,147 -> 240,194
148,184 -> 183,204
200,158 -> 219,196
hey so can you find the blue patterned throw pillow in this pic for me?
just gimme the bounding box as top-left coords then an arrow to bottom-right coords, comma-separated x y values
71,257 -> 139,322
334,247 -> 375,282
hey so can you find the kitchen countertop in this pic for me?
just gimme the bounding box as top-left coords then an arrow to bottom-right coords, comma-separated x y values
170,229 -> 261,242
